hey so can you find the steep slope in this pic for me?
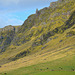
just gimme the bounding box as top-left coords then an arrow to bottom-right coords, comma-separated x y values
0,25 -> 20,53
0,0 -> 75,74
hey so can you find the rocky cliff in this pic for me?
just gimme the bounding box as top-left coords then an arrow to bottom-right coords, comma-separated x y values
0,0 -> 75,65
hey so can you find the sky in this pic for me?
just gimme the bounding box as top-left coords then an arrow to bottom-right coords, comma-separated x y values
0,0 -> 57,28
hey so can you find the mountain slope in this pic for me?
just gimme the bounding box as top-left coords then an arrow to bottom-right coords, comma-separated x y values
0,0 -> 75,74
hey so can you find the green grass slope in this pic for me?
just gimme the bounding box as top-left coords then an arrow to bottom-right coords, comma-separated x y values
0,53 -> 75,75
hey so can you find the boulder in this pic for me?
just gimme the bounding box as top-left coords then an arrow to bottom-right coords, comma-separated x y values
47,38 -> 52,42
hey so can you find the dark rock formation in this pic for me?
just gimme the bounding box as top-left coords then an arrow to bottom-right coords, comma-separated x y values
58,0 -> 64,3
0,25 -> 15,32
36,9 -> 40,16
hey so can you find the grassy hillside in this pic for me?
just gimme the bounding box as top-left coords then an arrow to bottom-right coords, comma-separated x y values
0,0 -> 75,75
0,52 -> 75,75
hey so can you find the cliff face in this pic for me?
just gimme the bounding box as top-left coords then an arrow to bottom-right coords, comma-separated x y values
0,25 -> 20,53
0,25 -> 20,33
50,0 -> 70,8
0,0 -> 75,65
58,0 -> 64,3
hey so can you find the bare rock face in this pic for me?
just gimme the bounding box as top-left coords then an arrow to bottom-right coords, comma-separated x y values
50,2 -> 58,8
0,25 -> 21,33
58,0 -> 64,3
50,0 -> 65,8
36,9 -> 40,16
0,25 -> 15,32
36,9 -> 39,14
58,0 -> 71,3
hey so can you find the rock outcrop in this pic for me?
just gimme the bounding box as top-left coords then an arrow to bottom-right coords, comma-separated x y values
0,25 -> 15,32
50,0 -> 65,8
36,9 -> 39,14
0,0 -> 75,66
58,0 -> 64,3
0,25 -> 20,33
50,2 -> 58,8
